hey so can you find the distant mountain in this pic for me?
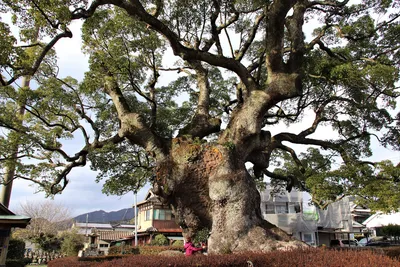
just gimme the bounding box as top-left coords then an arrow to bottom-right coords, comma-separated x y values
74,208 -> 135,223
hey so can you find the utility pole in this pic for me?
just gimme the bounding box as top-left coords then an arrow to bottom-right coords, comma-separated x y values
134,191 -> 138,246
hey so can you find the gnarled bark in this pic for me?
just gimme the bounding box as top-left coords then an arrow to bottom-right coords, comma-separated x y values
154,138 -> 306,253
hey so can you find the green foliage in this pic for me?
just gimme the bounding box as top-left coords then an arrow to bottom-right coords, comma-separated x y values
60,230 -> 85,256
89,142 -> 152,196
151,234 -> 169,246
33,233 -> 61,252
7,239 -> 25,259
108,246 -> 139,255
193,228 -> 209,245
381,224 -> 400,238
172,240 -> 184,247
108,245 -> 181,256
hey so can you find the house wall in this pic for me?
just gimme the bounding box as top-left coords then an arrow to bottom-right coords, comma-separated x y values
138,202 -> 178,232
138,202 -> 153,231
260,187 -> 355,246
97,240 -> 110,255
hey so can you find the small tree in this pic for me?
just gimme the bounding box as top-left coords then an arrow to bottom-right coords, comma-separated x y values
151,234 -> 169,246
381,224 -> 400,243
13,201 -> 73,251
60,230 -> 85,256
33,233 -> 62,252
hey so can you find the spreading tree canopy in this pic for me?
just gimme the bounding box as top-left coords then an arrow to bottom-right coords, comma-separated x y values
1,0 -> 399,252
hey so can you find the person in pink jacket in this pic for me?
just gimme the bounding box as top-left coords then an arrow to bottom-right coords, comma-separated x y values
184,237 -> 204,256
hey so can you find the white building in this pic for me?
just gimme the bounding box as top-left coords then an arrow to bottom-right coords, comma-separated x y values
260,187 -> 359,246
363,212 -> 400,237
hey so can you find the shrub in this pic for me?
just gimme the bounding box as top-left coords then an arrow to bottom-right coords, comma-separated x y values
193,228 -> 209,245
108,246 -> 139,255
382,224 -> 400,238
172,240 -> 184,247
381,246 -> 400,260
49,248 -> 400,267
109,245 -> 182,255
151,234 -> 169,246
60,230 -> 85,256
138,245 -> 183,255
48,257 -> 96,267
48,256 -> 131,267
5,259 -> 27,267
78,255 -> 127,262
7,239 -> 25,259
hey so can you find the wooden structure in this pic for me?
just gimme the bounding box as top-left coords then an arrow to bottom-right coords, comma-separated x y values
0,203 -> 30,267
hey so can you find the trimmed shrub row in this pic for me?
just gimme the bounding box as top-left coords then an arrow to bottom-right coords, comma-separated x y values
108,245 -> 184,255
48,248 -> 400,267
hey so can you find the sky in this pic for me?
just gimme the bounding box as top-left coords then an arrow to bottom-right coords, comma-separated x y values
4,6 -> 400,218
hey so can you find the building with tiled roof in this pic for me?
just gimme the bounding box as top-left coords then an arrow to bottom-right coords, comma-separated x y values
133,190 -> 182,245
72,222 -> 136,255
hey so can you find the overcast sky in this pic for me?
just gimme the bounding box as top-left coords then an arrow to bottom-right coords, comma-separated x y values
5,13 -> 400,218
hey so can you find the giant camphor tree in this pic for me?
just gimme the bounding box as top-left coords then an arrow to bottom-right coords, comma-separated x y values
1,0 -> 400,253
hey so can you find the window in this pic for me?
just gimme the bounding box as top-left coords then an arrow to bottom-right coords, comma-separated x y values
265,202 -> 301,214
159,210 -> 165,220
99,244 -> 109,248
275,203 -> 289,214
145,210 -> 151,221
265,204 -> 275,214
294,203 -> 301,213
153,209 -> 159,220
153,209 -> 173,220
302,233 -> 315,246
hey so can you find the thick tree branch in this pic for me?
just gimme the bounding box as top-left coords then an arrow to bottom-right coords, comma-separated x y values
103,69 -> 168,157
236,13 -> 265,62
200,8 -> 239,52
112,0 -> 259,92
3,30 -> 72,86
210,0 -> 223,56
309,0 -> 350,7
263,169 -> 306,192
265,0 -> 297,74
286,1 -> 306,73
178,60 -> 221,138
148,50 -> 159,129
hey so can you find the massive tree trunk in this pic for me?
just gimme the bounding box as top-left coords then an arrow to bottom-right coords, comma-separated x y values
154,137 -> 306,253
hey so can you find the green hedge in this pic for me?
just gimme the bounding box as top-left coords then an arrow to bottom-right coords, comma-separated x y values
7,239 -> 25,259
108,245 -> 183,255
48,248 -> 400,267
